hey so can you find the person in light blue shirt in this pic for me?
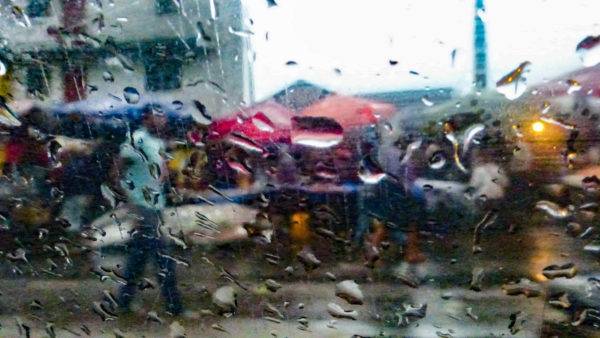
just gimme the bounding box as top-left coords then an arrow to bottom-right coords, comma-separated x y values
114,106 -> 182,315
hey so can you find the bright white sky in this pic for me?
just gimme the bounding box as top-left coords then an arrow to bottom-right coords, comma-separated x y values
244,0 -> 600,102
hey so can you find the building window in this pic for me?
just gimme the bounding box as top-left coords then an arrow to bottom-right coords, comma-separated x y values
155,0 -> 179,15
145,48 -> 182,91
60,0 -> 86,34
26,0 -> 51,18
63,63 -> 85,102
26,63 -> 51,98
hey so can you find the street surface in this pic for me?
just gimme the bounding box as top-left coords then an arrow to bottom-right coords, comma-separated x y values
0,208 -> 598,338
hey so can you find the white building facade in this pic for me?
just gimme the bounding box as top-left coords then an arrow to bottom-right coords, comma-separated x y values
0,0 -> 251,116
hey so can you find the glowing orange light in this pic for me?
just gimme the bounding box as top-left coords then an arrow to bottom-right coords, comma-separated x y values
532,121 -> 544,132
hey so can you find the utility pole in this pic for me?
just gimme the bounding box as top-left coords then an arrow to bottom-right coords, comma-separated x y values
240,2 -> 255,104
474,0 -> 487,89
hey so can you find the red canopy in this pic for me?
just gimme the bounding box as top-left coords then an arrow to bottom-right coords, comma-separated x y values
209,100 -> 296,144
209,94 -> 396,147
301,94 -> 396,128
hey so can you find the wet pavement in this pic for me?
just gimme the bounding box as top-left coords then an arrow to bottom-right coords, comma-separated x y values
1,208 -> 599,337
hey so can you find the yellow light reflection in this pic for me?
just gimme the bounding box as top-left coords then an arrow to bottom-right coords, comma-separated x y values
532,121 -> 544,132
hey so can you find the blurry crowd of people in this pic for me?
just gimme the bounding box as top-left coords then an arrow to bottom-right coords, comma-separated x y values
0,99 -> 534,315
0,104 -> 218,314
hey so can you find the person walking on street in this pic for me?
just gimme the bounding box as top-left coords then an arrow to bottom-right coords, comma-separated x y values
112,106 -> 182,315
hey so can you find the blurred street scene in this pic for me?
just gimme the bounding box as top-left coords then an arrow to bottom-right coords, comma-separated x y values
0,1 -> 600,337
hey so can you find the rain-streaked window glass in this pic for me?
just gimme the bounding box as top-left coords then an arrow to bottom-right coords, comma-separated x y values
26,0 -> 51,18
1,0 -> 600,337
145,44 -> 183,91
154,0 -> 180,15
26,62 -> 51,98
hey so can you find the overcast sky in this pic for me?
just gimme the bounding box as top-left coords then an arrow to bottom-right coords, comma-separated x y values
244,0 -> 600,101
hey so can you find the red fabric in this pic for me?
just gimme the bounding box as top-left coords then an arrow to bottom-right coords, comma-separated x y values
301,94 -> 395,128
5,140 -> 26,164
63,66 -> 85,103
209,100 -> 296,144
61,0 -> 86,34
5,138 -> 49,166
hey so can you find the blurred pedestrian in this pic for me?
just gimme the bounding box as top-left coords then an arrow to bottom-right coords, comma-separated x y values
112,105 -> 182,315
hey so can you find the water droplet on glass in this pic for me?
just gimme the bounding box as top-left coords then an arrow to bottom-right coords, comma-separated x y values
567,79 -> 582,95
508,311 -> 526,335
212,286 -> 237,314
421,95 -> 434,106
542,102 -> 551,114
450,48 -> 458,67
226,133 -> 266,154
576,35 -> 600,66
148,162 -> 161,180
7,248 -> 28,262
315,161 -> 338,180
476,7 -> 487,22
383,122 -> 393,133
102,71 -> 114,82
291,117 -> 344,148
496,61 -> 531,100
326,302 -> 358,320
296,247 -> 321,272
265,279 -> 282,292
358,155 -> 386,184
252,112 -> 275,132
502,278 -> 542,297
142,186 -> 160,205
469,267 -> 484,291
297,316 -> 309,330
396,303 -> 427,326
172,100 -> 183,110
0,101 -> 22,127
48,139 -> 63,168
50,187 -> 65,202
123,87 -> 140,104
335,280 -> 364,305
466,307 -> 479,321
12,6 -> 31,28
211,323 -> 228,333
542,263 -> 577,279
549,292 -> 571,309
263,302 -> 284,321
535,200 -> 571,219
123,179 -> 135,190
169,321 -> 186,338
92,301 -> 117,321
192,100 -> 212,125
228,26 -> 254,38
428,151 -> 446,169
